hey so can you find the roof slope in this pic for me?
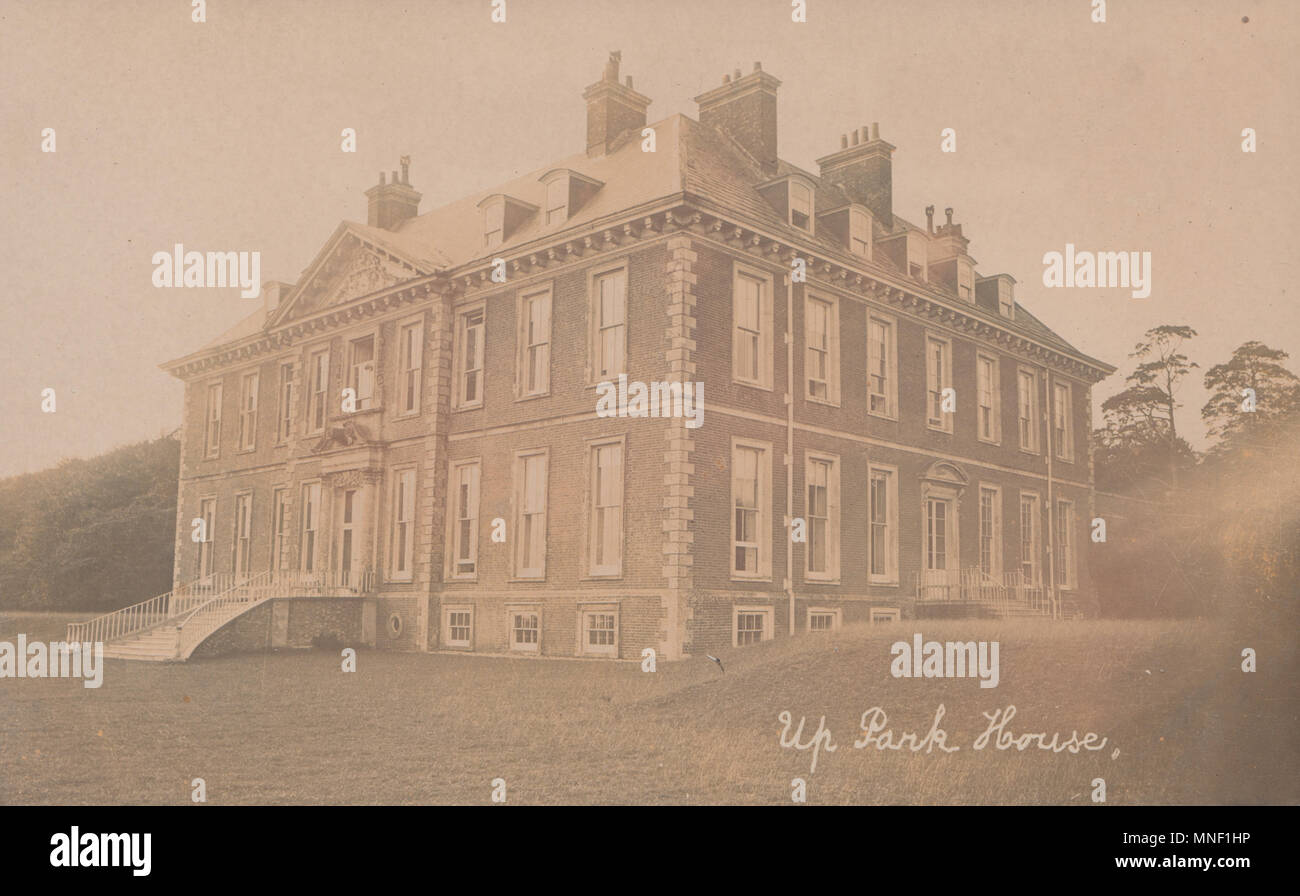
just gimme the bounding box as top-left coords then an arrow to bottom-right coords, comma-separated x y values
179,111 -> 1106,372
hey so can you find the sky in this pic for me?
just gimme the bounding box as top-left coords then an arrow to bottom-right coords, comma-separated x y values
1,0 -> 1296,477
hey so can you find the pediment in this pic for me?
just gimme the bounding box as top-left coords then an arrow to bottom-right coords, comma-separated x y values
269,224 -> 433,326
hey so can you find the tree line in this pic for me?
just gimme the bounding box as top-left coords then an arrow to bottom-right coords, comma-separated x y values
0,435 -> 178,611
1092,330 -> 1299,620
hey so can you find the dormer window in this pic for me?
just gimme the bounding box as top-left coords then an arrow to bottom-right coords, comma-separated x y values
484,200 -> 504,249
477,194 -> 539,252
790,181 -> 813,231
976,274 -> 1017,320
850,207 -> 872,258
545,178 -> 568,226
538,170 -> 604,230
757,174 -> 817,235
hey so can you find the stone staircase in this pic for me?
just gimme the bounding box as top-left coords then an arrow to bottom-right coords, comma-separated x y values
101,625 -> 182,661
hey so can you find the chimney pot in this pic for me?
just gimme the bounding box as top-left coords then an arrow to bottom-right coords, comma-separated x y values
945,207 -> 954,226
925,205 -> 935,232
754,61 -> 762,71
625,75 -> 633,88
734,68 -> 742,81
840,134 -> 848,149
723,73 -> 731,84
852,129 -> 860,145
378,171 -> 386,185
871,122 -> 880,140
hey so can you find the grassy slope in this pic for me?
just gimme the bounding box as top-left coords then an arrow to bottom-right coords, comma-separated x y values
0,614 -> 1294,805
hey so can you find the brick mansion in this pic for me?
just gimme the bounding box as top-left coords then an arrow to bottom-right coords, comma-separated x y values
79,54 -> 1115,662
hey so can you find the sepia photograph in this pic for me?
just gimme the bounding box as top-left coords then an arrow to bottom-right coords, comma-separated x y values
0,0 -> 1295,875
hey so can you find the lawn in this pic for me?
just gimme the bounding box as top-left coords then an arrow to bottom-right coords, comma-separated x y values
0,612 -> 1295,805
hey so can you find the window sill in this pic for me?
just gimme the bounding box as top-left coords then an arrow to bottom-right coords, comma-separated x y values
582,573 -> 624,583
732,377 -> 774,392
453,403 -> 484,413
730,574 -> 773,584
805,394 -> 840,408
869,578 -> 900,587
515,391 -> 551,403
804,575 -> 841,585
977,436 -> 1001,447
867,409 -> 898,422
508,576 -> 546,584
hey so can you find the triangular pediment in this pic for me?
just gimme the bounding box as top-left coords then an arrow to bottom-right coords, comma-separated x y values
268,223 -> 437,327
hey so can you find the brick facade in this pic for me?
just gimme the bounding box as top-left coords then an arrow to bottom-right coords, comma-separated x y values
164,56 -> 1113,662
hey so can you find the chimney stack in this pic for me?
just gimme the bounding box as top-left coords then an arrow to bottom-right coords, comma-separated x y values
925,205 -> 935,233
815,120 -> 895,227
583,51 -> 651,157
694,62 -> 782,175
365,157 -> 421,230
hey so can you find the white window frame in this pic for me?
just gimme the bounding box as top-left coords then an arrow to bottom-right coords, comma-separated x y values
586,437 -> 625,578
1017,367 -> 1040,454
804,292 -> 840,406
731,438 -> 772,581
483,199 -> 504,249
275,360 -> 294,443
544,177 -> 568,227
867,463 -> 899,585
197,496 -> 216,578
271,486 -> 290,573
237,372 -> 258,451
397,317 -> 424,416
578,604 -> 619,657
347,332 -> 377,411
390,467 -> 417,581
299,482 -> 321,574
732,264 -> 774,390
588,262 -> 628,384
513,448 -> 549,579
1056,498 -> 1077,591
804,451 -> 841,582
233,491 -> 252,577
1053,380 -> 1074,462
925,333 -> 953,432
204,381 -> 223,458
307,347 -> 329,435
976,353 -> 1001,445
1019,490 -> 1041,585
866,312 -> 898,419
789,180 -> 813,232
978,484 -> 1002,577
507,605 -> 542,653
453,303 -> 486,410
447,459 -> 481,581
517,285 -> 553,398
443,605 -> 474,649
733,605 -> 773,647
807,607 -> 842,633
849,207 -> 872,259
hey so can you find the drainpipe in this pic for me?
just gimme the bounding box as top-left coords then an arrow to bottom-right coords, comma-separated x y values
1043,366 -> 1057,619
784,274 -> 796,638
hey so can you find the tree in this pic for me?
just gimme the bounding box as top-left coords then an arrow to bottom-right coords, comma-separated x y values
1201,341 -> 1300,457
1096,325 -> 1198,492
